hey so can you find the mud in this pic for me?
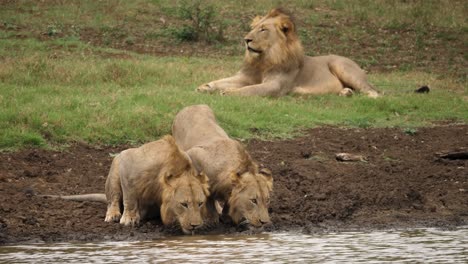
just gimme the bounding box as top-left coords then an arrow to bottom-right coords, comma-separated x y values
0,125 -> 467,244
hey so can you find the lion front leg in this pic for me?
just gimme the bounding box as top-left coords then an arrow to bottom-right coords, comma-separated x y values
119,181 -> 141,226
221,81 -> 283,97
197,72 -> 256,94
105,156 -> 123,223
120,198 -> 141,226
221,72 -> 297,97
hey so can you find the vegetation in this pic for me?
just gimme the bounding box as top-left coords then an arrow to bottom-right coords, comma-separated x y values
167,0 -> 226,42
0,0 -> 466,150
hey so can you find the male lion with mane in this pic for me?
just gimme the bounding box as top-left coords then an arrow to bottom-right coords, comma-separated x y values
43,136 -> 210,235
172,105 -> 273,229
197,8 -> 380,98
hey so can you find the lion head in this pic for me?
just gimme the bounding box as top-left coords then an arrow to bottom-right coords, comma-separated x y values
158,137 -> 210,235
244,8 -> 304,71
223,143 -> 273,228
228,167 -> 273,228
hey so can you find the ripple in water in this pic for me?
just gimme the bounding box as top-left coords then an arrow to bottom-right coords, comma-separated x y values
1,227 -> 467,263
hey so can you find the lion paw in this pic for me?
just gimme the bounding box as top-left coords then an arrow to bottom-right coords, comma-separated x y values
367,91 -> 380,99
105,211 -> 121,223
339,88 -> 354,97
105,204 -> 121,223
220,88 -> 237,96
196,84 -> 214,93
120,211 -> 140,226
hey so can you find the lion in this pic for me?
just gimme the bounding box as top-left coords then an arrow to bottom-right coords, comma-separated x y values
197,8 -> 380,98
43,135 -> 210,235
172,104 -> 273,229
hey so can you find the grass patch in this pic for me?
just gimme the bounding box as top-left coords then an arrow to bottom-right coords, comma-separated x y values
0,37 -> 466,150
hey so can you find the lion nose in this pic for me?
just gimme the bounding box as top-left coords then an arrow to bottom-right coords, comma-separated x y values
191,223 -> 201,229
260,219 -> 270,225
244,38 -> 252,44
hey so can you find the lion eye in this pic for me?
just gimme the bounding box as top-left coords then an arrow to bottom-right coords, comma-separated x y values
181,202 -> 188,208
259,27 -> 267,32
251,199 -> 258,205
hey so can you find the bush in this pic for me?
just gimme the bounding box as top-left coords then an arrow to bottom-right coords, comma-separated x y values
172,0 -> 225,43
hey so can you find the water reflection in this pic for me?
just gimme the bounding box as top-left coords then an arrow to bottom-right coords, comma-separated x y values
1,228 -> 467,263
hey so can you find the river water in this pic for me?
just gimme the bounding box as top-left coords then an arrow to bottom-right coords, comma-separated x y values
1,227 -> 467,263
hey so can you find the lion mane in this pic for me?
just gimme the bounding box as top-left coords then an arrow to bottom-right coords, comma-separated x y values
245,8 -> 304,72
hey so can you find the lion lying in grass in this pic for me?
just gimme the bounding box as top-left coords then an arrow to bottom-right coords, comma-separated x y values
172,105 -> 273,229
44,136 -> 210,235
197,8 -> 380,98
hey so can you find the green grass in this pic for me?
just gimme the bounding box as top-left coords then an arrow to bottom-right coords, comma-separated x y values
0,38 -> 466,150
0,1 -> 467,150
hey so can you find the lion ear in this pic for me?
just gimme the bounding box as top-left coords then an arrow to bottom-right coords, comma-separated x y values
163,173 -> 175,185
230,170 -> 243,185
281,22 -> 290,33
280,18 -> 295,36
260,167 -> 273,182
259,167 -> 272,177
197,171 -> 209,185
163,170 -> 182,186
259,167 -> 273,190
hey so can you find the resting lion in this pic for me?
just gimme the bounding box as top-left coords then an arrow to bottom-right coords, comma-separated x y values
197,8 -> 380,98
44,136 -> 210,235
172,104 -> 273,228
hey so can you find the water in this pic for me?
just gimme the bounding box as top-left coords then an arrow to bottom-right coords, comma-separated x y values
1,227 -> 467,263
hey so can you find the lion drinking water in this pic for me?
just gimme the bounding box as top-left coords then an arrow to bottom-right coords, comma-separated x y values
44,135 -> 210,235
172,105 -> 273,229
197,8 -> 380,98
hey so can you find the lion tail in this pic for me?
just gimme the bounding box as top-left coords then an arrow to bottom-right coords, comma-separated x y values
39,193 -> 107,203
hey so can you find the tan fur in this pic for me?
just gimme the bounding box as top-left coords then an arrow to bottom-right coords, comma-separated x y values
172,105 -> 273,228
197,8 -> 380,98
103,135 -> 210,234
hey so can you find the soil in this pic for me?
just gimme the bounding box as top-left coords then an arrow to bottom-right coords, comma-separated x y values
1,125 -> 467,245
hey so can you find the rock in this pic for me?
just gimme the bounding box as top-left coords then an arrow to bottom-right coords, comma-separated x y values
335,153 -> 367,162
436,149 -> 468,160
415,85 -> 430,93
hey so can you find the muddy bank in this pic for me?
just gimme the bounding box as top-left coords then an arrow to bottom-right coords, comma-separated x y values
0,125 -> 467,244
